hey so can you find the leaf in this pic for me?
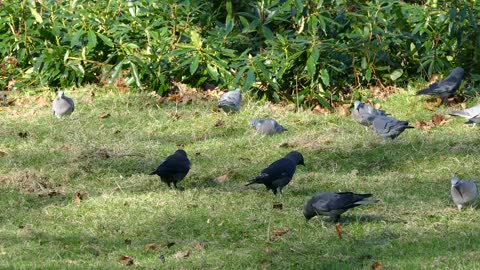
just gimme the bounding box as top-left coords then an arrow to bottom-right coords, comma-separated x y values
213,174 -> 229,184
74,192 -> 83,204
98,113 -> 111,119
320,69 -> 330,86
144,243 -> 159,252
431,114 -> 443,125
313,105 -> 330,115
371,261 -> 385,270
271,229 -> 289,236
214,119 -> 224,127
174,250 -> 191,259
190,54 -> 200,75
190,30 -> 202,49
29,7 -> 43,24
119,255 -> 134,266
293,118 -> 300,123
97,32 -> 114,47
335,223 -> 342,239
414,120 -> 434,130
272,203 -> 283,210
423,102 -> 435,111
0,151 -> 7,157
365,68 -> 372,82
389,69 -> 403,81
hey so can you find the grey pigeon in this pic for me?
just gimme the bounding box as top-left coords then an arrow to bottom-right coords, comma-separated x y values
303,192 -> 378,222
218,88 -> 242,113
416,67 -> 465,104
249,118 -> 287,135
449,103 -> 480,127
351,100 -> 388,127
52,91 -> 75,118
465,116 -> 480,126
371,115 -> 414,140
245,151 -> 304,195
150,149 -> 191,189
451,176 -> 478,210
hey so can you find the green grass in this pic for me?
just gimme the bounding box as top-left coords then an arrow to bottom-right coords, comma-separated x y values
1,86 -> 480,269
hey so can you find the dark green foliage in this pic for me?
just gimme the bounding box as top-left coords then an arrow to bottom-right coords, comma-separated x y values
0,0 -> 478,106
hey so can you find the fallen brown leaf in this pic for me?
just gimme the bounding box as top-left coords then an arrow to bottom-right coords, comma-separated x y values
174,250 -> 190,259
439,155 -> 446,161
415,120 -> 434,130
271,229 -> 289,236
336,104 -> 351,117
98,113 -> 111,119
313,105 -> 330,115
213,174 -> 229,184
119,255 -> 134,266
335,223 -> 342,239
214,119 -> 224,127
371,261 -> 385,270
423,102 -> 435,111
0,151 -> 7,157
144,243 -> 158,252
431,114 -> 444,125
293,118 -> 300,123
74,192 -> 83,204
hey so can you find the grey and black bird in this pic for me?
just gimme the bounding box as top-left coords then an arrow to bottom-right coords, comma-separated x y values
449,103 -> 480,127
303,192 -> 379,222
150,149 -> 191,189
218,88 -> 242,113
451,176 -> 478,211
371,115 -> 414,140
351,100 -> 388,128
52,91 -> 75,118
416,67 -> 465,104
249,118 -> 287,135
245,151 -> 304,195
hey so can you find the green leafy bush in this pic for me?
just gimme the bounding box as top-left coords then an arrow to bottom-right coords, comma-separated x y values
0,0 -> 478,107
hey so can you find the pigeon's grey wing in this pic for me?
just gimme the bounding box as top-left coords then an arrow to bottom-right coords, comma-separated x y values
452,104 -> 480,119
459,181 -> 479,202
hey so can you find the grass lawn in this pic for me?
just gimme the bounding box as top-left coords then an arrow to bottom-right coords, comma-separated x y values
1,86 -> 480,269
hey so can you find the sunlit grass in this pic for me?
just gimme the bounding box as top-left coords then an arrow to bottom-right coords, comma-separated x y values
0,86 -> 480,269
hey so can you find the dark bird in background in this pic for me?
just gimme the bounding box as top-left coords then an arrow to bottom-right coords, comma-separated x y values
303,192 -> 379,222
416,66 -> 465,105
371,115 -> 414,140
150,149 -> 191,189
246,151 -> 305,195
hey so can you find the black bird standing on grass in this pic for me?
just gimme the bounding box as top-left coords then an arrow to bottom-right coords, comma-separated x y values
303,192 -> 379,222
150,149 -> 191,189
245,151 -> 305,195
416,66 -> 465,105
